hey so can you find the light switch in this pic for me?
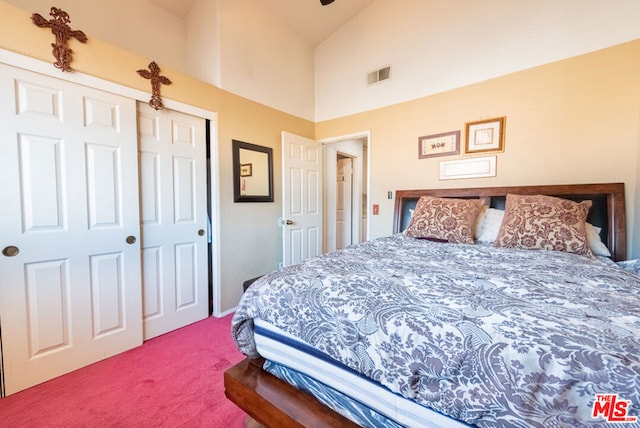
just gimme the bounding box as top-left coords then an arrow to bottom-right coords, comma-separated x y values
373,204 -> 379,215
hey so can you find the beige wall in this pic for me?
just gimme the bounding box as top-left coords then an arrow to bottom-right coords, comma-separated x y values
215,93 -> 312,311
217,0 -> 316,120
315,0 -> 640,121
0,1 -> 314,314
316,40 -> 640,257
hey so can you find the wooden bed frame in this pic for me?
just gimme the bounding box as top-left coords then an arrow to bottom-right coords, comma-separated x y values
224,182 -> 627,427
393,182 -> 626,261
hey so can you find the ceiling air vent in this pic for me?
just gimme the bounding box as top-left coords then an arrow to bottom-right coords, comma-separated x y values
367,65 -> 391,85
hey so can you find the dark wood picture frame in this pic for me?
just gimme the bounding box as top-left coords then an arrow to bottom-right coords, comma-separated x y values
418,130 -> 460,159
240,163 -> 252,177
232,140 -> 273,202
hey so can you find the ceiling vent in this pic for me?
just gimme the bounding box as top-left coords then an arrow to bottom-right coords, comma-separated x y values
367,66 -> 391,85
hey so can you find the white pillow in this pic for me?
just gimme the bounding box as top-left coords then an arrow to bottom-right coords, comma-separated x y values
402,208 -> 415,232
586,223 -> 611,257
475,208 -> 505,243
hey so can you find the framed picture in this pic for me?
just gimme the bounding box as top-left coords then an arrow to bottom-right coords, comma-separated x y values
439,156 -> 497,180
465,117 -> 505,154
240,163 -> 252,177
418,130 -> 460,159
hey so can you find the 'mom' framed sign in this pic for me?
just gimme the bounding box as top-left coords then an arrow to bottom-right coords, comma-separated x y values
418,130 -> 460,159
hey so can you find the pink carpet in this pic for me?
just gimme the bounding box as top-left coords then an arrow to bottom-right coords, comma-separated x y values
0,314 -> 247,427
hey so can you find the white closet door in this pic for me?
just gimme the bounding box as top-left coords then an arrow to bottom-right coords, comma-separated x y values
137,102 -> 209,340
0,64 -> 142,396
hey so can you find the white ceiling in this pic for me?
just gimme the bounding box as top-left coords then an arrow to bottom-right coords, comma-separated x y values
147,0 -> 374,46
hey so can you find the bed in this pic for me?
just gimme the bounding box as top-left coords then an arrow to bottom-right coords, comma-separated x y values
224,182 -> 640,427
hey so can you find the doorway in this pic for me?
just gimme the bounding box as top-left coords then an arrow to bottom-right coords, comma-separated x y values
322,133 -> 369,253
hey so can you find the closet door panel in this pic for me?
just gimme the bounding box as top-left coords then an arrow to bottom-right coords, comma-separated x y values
24,259 -> 71,356
0,63 -> 142,396
138,103 -> 208,340
18,134 -> 66,232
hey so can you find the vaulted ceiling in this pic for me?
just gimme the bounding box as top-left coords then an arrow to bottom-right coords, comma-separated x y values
146,0 -> 374,46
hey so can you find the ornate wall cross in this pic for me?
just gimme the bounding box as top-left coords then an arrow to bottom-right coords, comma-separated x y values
32,7 -> 87,72
137,61 -> 172,111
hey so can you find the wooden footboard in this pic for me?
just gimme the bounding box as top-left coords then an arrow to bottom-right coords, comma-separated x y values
224,357 -> 359,428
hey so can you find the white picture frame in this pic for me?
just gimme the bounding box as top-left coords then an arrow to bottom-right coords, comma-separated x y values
439,156 -> 497,180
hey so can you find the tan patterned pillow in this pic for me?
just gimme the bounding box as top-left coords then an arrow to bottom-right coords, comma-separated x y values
494,194 -> 593,257
404,196 -> 485,244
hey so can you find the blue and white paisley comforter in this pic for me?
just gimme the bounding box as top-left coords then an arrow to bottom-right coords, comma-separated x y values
232,234 -> 640,427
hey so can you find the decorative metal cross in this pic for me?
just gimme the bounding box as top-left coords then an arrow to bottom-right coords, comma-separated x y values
137,61 -> 172,111
32,7 -> 87,72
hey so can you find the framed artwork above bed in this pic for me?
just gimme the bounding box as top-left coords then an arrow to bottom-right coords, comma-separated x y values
465,116 -> 505,154
418,130 -> 460,159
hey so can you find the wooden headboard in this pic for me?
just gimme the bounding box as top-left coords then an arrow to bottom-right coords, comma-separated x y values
393,183 -> 627,261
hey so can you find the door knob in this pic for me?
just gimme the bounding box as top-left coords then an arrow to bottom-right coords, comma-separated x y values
125,235 -> 137,244
2,245 -> 19,257
198,229 -> 205,236
285,220 -> 294,225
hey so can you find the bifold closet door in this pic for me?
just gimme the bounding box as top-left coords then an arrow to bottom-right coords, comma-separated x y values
137,102 -> 209,340
0,63 -> 142,396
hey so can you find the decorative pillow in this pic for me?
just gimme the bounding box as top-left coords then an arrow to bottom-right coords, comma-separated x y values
475,208 -> 505,243
494,194 -> 593,257
404,196 -> 485,244
476,208 -> 610,257
586,223 -> 611,257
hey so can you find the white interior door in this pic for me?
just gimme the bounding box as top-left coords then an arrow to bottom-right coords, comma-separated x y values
282,131 -> 323,267
336,156 -> 353,249
0,64 -> 142,396
137,103 -> 209,340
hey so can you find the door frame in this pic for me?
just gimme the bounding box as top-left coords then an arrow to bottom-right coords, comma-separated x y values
0,48 -> 224,317
321,131 -> 371,253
